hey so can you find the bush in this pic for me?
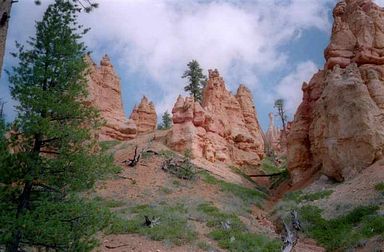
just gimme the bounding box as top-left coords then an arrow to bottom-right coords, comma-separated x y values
197,202 -> 281,252
200,172 -> 265,206
299,205 -> 381,251
107,203 -> 196,246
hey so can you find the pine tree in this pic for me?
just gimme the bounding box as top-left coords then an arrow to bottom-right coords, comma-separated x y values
274,99 -> 288,136
0,1 -> 114,251
161,111 -> 172,129
182,60 -> 206,103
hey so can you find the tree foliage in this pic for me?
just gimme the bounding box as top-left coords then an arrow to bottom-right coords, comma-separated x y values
0,1 -> 114,251
182,60 -> 206,103
274,99 -> 288,135
158,111 -> 172,130
34,0 -> 99,13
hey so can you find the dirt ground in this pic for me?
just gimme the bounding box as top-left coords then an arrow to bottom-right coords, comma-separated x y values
92,132 -> 278,252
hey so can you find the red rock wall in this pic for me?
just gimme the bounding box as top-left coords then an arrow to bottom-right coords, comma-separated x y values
288,0 -> 384,184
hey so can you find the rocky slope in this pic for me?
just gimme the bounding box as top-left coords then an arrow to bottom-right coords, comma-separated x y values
167,69 -> 264,167
288,0 -> 384,184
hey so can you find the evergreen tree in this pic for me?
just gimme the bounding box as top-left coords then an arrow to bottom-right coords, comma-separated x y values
182,60 -> 206,102
274,99 -> 288,136
0,1 -> 113,251
161,111 -> 172,130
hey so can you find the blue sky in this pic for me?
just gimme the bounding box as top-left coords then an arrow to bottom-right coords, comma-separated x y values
1,0 -> 383,130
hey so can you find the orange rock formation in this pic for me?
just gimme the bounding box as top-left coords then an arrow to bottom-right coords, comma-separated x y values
167,69 -> 264,166
288,0 -> 384,184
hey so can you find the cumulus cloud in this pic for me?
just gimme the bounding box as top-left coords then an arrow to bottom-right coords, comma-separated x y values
77,0 -> 333,114
3,0 -> 335,123
275,61 -> 319,114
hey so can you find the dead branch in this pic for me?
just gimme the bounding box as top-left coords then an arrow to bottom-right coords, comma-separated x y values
144,215 -> 160,228
282,210 -> 301,252
105,244 -> 131,249
122,145 -> 141,167
249,172 -> 286,177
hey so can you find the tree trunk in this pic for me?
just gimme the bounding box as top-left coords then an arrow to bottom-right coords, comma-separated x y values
6,134 -> 42,252
0,0 -> 12,78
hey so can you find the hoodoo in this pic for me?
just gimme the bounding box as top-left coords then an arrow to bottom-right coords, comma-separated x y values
85,54 -> 137,141
288,0 -> 384,184
167,69 -> 264,167
129,96 -> 157,135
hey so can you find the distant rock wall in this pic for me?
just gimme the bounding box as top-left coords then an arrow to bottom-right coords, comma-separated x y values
264,112 -> 282,155
167,69 -> 264,167
288,0 -> 384,184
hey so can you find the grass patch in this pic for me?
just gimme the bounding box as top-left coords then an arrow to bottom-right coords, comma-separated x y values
229,165 -> 259,185
196,241 -> 214,251
283,190 -> 333,203
160,187 -> 172,194
107,203 -> 196,246
200,171 -> 265,206
197,202 -> 281,251
260,157 -> 281,174
92,196 -> 125,208
374,182 -> 384,192
99,140 -> 121,151
159,149 -> 176,159
162,158 -> 197,180
300,205 -> 383,251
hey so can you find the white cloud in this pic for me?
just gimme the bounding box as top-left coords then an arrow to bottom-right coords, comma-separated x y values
3,0 -> 334,121
77,0 -> 333,115
374,0 -> 384,7
275,61 -> 319,114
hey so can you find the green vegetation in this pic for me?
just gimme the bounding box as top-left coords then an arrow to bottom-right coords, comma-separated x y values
100,140 -> 121,151
374,182 -> 384,192
182,60 -> 207,102
92,196 -> 125,208
159,149 -> 176,159
284,190 -> 333,203
162,157 -> 197,180
197,202 -> 281,251
260,157 -> 282,174
0,1 -> 118,251
300,205 -> 384,250
107,203 -> 196,245
200,172 -> 265,206
158,111 -> 172,130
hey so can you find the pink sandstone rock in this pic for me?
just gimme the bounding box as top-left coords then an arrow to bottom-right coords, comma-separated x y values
167,69 -> 264,167
264,112 -> 282,155
129,96 -> 157,135
288,0 -> 384,184
85,54 -> 136,141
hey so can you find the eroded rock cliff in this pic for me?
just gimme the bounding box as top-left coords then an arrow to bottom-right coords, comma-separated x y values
129,96 -> 157,135
288,0 -> 384,184
167,69 -> 264,167
85,54 -> 137,141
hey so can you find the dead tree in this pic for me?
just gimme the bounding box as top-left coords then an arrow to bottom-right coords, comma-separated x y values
122,145 -> 141,167
282,210 -> 301,252
144,215 -> 160,228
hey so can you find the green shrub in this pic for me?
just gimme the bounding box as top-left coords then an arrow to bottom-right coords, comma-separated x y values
299,205 -> 381,251
374,182 -> 384,192
100,140 -> 121,151
107,203 -> 196,246
197,202 -> 281,252
283,190 -> 333,203
200,172 -> 265,206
